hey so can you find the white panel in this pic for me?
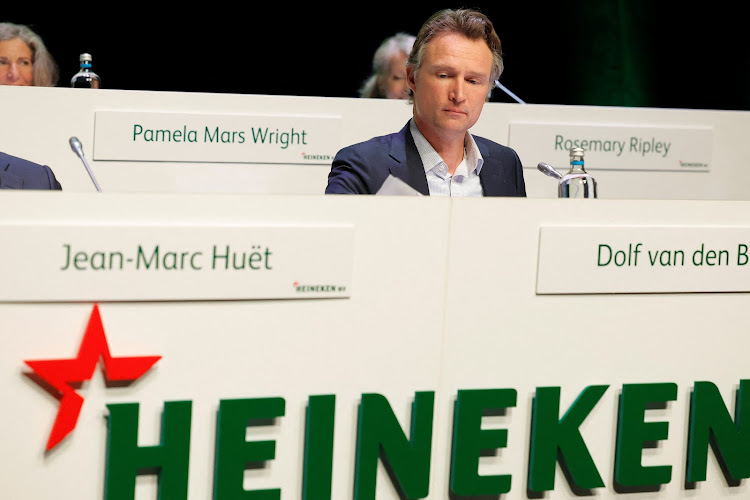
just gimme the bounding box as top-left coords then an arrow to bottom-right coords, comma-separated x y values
2,86 -> 749,201
2,194 -> 750,499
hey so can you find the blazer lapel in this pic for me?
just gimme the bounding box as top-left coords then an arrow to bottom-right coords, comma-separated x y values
477,140 -> 501,196
388,123 -> 430,195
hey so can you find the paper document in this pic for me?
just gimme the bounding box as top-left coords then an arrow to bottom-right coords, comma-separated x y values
376,174 -> 423,196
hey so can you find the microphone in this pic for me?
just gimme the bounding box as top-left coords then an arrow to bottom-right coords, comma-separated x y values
494,80 -> 526,104
537,162 -> 563,180
69,136 -> 102,192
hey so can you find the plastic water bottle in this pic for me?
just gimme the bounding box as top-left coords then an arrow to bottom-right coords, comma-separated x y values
71,53 -> 101,88
559,147 -> 597,198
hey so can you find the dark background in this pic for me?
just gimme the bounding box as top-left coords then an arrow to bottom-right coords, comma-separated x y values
5,2 -> 749,111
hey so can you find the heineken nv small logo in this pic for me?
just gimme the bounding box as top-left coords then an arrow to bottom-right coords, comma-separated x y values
23,304 -> 161,450
293,280 -> 346,292
300,151 -> 333,161
679,159 -> 708,168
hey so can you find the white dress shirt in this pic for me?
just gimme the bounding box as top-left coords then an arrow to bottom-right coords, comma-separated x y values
410,119 -> 484,197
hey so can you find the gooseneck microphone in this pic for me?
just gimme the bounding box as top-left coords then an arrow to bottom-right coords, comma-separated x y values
537,162 -> 563,180
69,136 -> 102,192
494,80 -> 526,104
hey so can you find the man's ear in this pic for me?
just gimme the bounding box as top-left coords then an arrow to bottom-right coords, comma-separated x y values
406,66 -> 417,93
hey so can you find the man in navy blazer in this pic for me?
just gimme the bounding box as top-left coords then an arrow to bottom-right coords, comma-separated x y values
0,151 -> 62,190
326,8 -> 526,197
326,121 -> 525,196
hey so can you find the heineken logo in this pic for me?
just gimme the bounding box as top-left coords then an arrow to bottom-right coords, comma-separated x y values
23,304 -> 160,450
20,306 -> 748,498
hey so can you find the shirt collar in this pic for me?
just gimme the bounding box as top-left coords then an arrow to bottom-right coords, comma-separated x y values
410,118 -> 484,175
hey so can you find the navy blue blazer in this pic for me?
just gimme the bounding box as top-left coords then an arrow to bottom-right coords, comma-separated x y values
0,152 -> 62,190
325,121 -> 526,196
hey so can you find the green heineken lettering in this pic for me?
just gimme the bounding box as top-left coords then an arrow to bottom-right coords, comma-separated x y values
213,397 -> 285,500
96,381 -> 750,498
354,392 -> 434,499
615,383 -> 677,487
450,388 -> 517,496
104,401 -> 192,500
687,380 -> 750,482
302,395 -> 336,500
528,385 -> 608,492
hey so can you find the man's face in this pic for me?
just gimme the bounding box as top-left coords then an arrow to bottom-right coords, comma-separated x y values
407,33 -> 493,142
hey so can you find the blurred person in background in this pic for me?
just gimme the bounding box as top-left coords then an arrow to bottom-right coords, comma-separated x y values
359,32 -> 416,99
0,22 -> 59,86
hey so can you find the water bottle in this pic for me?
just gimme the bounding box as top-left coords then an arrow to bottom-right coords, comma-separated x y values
71,53 -> 101,89
558,147 -> 597,198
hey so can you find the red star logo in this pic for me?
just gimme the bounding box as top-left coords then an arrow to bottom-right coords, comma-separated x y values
24,304 -> 161,450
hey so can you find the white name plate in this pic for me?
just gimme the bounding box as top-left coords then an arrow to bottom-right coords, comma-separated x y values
93,111 -> 341,164
509,122 -> 713,172
0,224 -> 353,301
537,225 -> 750,294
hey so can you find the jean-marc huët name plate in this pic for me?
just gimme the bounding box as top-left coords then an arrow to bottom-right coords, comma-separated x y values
0,223 -> 353,301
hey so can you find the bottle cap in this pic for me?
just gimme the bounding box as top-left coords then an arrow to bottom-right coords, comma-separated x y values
569,147 -> 585,159
79,53 -> 93,62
